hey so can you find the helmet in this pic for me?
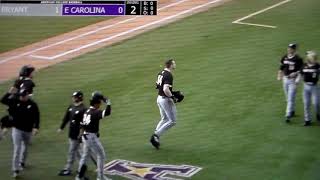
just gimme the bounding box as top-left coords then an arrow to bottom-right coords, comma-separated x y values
90,91 -> 106,105
72,90 -> 83,98
72,90 -> 84,101
288,43 -> 297,50
19,65 -> 35,77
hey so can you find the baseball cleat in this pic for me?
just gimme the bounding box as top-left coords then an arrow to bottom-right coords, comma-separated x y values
304,121 -> 312,126
12,171 -> 19,178
75,175 -> 90,180
58,169 -> 72,176
150,134 -> 160,150
19,163 -> 25,171
285,118 -> 291,123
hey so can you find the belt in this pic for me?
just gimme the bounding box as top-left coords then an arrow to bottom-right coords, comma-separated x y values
83,132 -> 100,139
304,82 -> 317,86
284,76 -> 295,79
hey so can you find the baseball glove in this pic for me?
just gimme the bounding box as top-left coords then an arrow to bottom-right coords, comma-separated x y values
172,91 -> 184,103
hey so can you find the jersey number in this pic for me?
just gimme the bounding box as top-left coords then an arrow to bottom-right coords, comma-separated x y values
156,75 -> 163,86
313,73 -> 317,78
82,114 -> 91,125
289,65 -> 295,70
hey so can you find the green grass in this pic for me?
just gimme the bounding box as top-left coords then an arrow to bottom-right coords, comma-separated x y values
1,0 -> 320,179
0,17 -> 109,53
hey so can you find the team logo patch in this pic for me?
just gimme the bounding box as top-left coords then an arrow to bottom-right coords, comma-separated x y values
104,159 -> 202,180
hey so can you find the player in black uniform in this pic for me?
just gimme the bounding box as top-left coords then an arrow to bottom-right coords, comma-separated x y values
151,59 -> 178,149
57,91 -> 96,176
298,51 -> 320,126
277,44 -> 303,122
14,65 -> 36,95
76,92 -> 112,180
0,65 -> 36,138
1,88 -> 40,178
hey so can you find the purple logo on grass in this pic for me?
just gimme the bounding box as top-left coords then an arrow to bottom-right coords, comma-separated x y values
62,4 -> 125,16
104,159 -> 202,180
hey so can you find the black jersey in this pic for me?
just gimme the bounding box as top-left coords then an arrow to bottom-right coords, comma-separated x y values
1,93 -> 40,132
81,105 -> 111,134
60,103 -> 87,140
301,63 -> 320,85
14,77 -> 35,95
156,70 -> 173,97
279,54 -> 303,76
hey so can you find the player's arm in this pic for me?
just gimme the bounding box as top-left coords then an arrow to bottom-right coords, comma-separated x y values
295,60 -> 304,83
278,58 -> 285,80
1,87 -> 17,105
102,101 -> 111,118
163,84 -> 173,97
32,102 -> 40,136
58,106 -> 71,132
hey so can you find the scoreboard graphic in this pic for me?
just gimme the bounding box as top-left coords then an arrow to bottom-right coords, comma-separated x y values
0,0 -> 157,16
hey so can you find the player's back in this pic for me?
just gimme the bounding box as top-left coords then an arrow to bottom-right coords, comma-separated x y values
81,107 -> 103,133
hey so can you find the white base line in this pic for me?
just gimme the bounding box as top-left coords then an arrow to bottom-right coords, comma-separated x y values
235,22 -> 276,28
0,0 -> 189,64
232,0 -> 292,28
31,0 -> 223,60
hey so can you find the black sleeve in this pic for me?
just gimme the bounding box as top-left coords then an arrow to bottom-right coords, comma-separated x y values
102,105 -> 111,117
279,56 -> 285,70
163,73 -> 173,85
1,93 -> 13,106
60,105 -> 71,129
298,57 -> 304,72
33,102 -> 40,129
300,66 -> 304,75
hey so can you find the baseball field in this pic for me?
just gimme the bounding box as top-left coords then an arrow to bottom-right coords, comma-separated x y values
0,0 -> 320,179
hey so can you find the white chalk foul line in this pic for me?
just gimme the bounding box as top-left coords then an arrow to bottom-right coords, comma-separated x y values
32,0 -> 223,60
232,0 -> 292,28
0,0 -> 189,64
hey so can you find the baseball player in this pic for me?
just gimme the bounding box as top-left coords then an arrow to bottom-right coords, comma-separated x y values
0,65 -> 36,138
277,44 -> 303,123
1,88 -> 40,178
57,91 -> 97,176
75,92 -> 112,180
14,65 -> 36,95
297,51 -> 320,126
150,59 -> 184,149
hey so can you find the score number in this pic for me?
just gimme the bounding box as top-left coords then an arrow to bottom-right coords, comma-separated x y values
126,1 -> 140,15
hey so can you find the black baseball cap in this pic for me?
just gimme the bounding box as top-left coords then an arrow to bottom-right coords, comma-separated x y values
288,43 -> 297,50
19,65 -> 35,77
90,91 -> 106,104
72,90 -> 83,99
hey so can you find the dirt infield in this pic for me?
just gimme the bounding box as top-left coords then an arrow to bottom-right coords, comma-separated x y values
0,0 -> 229,83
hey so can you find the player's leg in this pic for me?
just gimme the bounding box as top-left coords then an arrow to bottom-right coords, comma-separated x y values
314,85 -> 320,121
303,84 -> 312,125
11,128 -> 23,177
0,128 -> 3,141
286,79 -> 297,119
283,77 -> 289,100
311,85 -> 320,121
19,131 -> 32,169
76,136 -> 90,179
90,135 -> 109,180
59,138 -> 80,176
155,98 -> 177,137
151,96 -> 167,149
155,97 -> 169,131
